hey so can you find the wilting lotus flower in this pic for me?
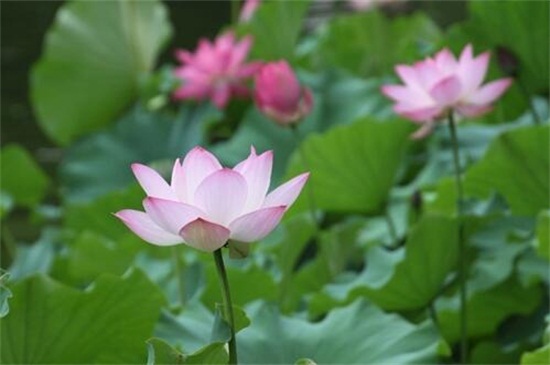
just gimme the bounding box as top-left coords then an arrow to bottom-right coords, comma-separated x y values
239,0 -> 260,22
254,60 -> 314,126
173,32 -> 261,109
382,44 -> 513,138
115,147 -> 309,252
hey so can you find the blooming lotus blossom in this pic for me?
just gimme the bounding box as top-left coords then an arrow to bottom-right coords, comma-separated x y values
382,44 -> 513,138
239,0 -> 260,22
115,147 -> 309,252
254,60 -> 314,126
173,32 -> 261,109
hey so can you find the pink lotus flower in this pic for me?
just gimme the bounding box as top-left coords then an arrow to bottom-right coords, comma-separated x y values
254,60 -> 314,126
173,32 -> 261,109
382,44 -> 513,138
239,0 -> 260,22
115,147 -> 309,252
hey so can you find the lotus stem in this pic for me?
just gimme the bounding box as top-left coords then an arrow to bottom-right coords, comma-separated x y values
385,208 -> 399,248
429,302 -> 439,328
172,246 -> 186,307
213,248 -> 238,364
448,111 -> 468,364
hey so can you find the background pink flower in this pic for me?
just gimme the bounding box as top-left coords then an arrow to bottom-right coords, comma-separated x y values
254,60 -> 314,126
115,146 -> 309,252
173,32 -> 262,109
382,44 -> 513,138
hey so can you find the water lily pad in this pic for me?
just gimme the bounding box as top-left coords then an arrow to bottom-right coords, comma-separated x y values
235,0 -> 310,61
285,117 -> 413,213
313,11 -> 441,76
238,299 -> 440,364
0,144 -> 50,208
465,125 -> 549,216
311,214 -> 458,313
31,0 -> 172,144
0,270 -> 164,363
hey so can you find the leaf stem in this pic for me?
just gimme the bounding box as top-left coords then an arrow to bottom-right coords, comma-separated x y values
448,111 -> 468,364
213,248 -> 237,364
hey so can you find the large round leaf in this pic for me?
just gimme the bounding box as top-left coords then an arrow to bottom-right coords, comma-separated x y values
64,184 -> 143,241
60,105 -> 219,202
442,2 -> 549,122
148,303 -> 251,365
435,215 -> 542,343
154,301 -> 249,355
0,270 -> 164,364
312,214 -> 458,312
411,103 -> 548,190
235,0 -> 310,61
285,118 -> 413,213
64,231 -> 138,286
465,125 -> 549,216
238,299 -> 441,364
8,229 -> 57,282
31,0 -> 172,145
0,144 -> 50,208
312,11 -> 441,76
522,342 -> 550,365
456,1 -> 549,94
436,277 -> 542,344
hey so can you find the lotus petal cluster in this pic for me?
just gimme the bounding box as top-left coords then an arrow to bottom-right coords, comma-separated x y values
382,44 -> 512,138
115,147 -> 309,252
173,32 -> 261,109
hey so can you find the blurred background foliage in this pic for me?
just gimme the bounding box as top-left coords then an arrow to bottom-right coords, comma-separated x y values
1,0 -> 548,364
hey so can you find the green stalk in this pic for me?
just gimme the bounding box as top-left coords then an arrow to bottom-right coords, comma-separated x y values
448,111 -> 468,364
429,302 -> 439,328
385,208 -> 399,248
213,248 -> 237,364
171,246 -> 186,307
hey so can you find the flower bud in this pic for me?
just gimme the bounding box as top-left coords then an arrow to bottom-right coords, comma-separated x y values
254,61 -> 313,126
